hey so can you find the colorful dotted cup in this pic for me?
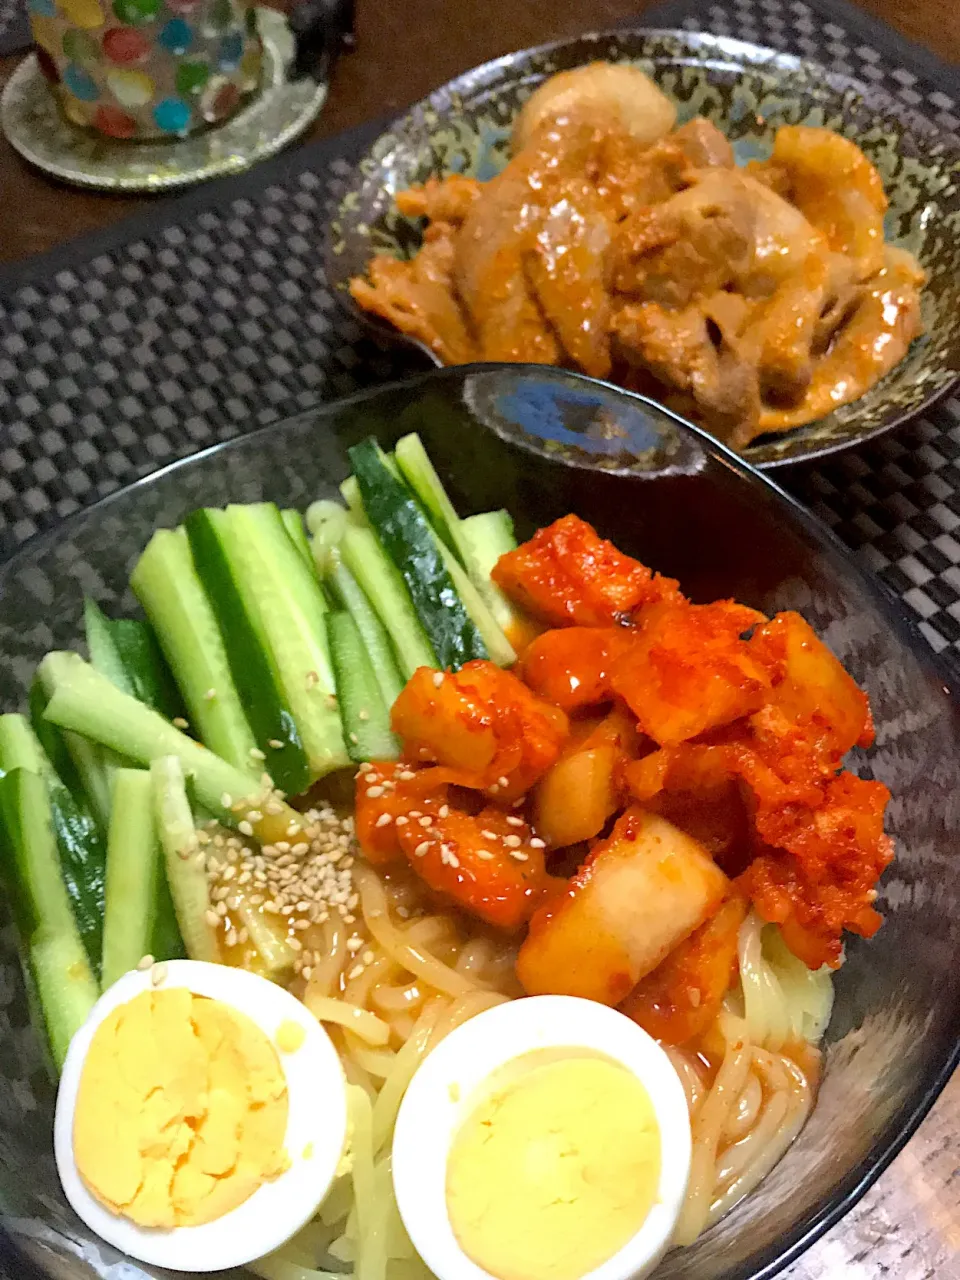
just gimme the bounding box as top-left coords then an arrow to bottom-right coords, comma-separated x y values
28,0 -> 263,138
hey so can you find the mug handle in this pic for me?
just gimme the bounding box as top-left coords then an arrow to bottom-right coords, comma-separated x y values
289,0 -> 356,81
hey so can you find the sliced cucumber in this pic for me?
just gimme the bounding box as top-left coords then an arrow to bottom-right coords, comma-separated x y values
349,437 -> 490,671
109,620 -> 186,721
33,669 -> 113,831
280,509 -> 314,568
327,558 -> 404,710
186,508 -> 310,796
221,503 -> 348,779
394,433 -> 522,640
458,509 -> 523,637
435,540 -> 515,667
393,433 -> 463,561
84,597 -> 133,695
39,652 -> 305,845
0,714 -> 105,974
101,768 -> 184,988
152,756 -> 220,964
340,524 -> 437,678
327,611 -> 400,762
0,768 -> 99,1068
131,527 -> 257,769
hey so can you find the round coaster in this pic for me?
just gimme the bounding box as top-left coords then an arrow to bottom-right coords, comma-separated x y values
0,7 -> 327,192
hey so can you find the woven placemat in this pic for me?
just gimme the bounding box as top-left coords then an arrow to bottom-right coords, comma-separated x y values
0,0 -> 29,58
0,0 -> 958,676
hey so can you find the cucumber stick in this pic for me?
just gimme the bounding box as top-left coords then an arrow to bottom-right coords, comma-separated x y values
395,435 -> 521,641
393,433 -> 464,561
131,527 -> 257,770
458,510 -> 523,636
221,503 -> 348,779
110,620 -> 186,720
84,597 -> 133,695
101,769 -> 183,987
280,509 -> 314,568
39,652 -> 306,845
151,756 -> 220,963
349,438 -> 490,671
0,714 -> 105,973
327,611 -> 400,762
340,525 -> 437,678
0,768 -> 99,1068
327,558 -> 404,710
186,508 -> 310,796
33,670 -> 113,832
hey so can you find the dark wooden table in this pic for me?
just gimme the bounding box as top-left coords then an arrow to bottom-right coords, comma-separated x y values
0,3 -> 958,1278
0,0 -> 958,263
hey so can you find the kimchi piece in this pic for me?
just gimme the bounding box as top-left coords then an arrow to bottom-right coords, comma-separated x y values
492,514 -> 679,627
390,660 -> 569,800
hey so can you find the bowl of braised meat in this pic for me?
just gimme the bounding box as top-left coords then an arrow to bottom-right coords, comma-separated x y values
327,28 -> 960,467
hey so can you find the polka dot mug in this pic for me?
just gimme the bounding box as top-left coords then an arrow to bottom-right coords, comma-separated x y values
28,0 -> 265,138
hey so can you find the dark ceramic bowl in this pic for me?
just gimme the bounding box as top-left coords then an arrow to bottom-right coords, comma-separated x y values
1,366 -> 959,1280
326,28 -> 960,469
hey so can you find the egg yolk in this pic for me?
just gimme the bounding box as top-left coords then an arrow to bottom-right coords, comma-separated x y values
73,988 -> 289,1228
446,1054 -> 661,1280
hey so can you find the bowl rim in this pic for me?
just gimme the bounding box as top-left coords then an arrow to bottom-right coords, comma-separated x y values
0,362 -> 958,1280
323,22 -> 960,471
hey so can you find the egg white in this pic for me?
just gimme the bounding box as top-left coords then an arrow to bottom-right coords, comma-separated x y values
392,995 -> 692,1280
54,959 -> 348,1273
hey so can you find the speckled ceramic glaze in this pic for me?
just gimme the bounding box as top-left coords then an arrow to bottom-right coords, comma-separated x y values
326,28 -> 960,469
0,367 -> 958,1280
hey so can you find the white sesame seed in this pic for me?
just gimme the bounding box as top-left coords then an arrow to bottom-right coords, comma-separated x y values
366,785 -> 385,798
220,793 -> 233,809
482,829 -> 498,840
476,849 -> 494,861
409,810 -> 422,819
288,937 -> 303,952
529,838 -> 546,849
350,732 -> 359,744
238,820 -> 254,837
268,739 -> 284,749
358,762 -> 373,774
375,812 -> 393,828
396,815 -> 409,826
489,783 -> 499,794
506,816 -> 524,827
173,717 -> 189,729
419,816 -> 433,828
398,770 -> 416,781
205,909 -> 220,927
432,671 -> 444,688
204,688 -> 217,700
136,954 -> 154,972
510,850 -> 529,862
150,962 -> 168,987
249,747 -> 266,761
504,835 -> 522,848
498,776 -> 510,789
225,928 -> 238,948
438,804 -> 449,818
346,936 -> 364,953
358,709 -> 370,721
414,841 -> 431,857
347,964 -> 365,980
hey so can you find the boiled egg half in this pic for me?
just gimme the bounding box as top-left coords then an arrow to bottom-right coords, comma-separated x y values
54,959 -> 348,1273
393,995 -> 692,1280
